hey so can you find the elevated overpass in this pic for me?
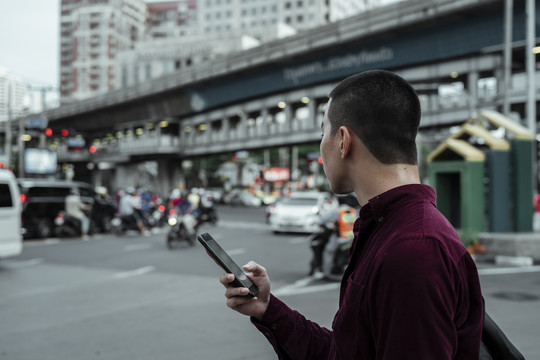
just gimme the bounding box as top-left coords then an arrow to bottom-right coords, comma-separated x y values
41,0 -> 538,193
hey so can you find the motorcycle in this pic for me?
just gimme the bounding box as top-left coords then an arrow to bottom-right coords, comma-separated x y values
195,197 -> 218,226
110,209 -> 152,235
54,210 -> 94,238
166,208 -> 198,249
308,210 -> 351,281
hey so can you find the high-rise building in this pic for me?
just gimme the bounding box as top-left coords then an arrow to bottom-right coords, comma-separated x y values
329,0 -> 404,22
0,68 -> 28,123
63,0 -> 401,97
114,0 -> 329,90
59,0 -> 147,103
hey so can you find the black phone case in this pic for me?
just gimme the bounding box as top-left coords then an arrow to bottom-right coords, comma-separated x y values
198,233 -> 258,297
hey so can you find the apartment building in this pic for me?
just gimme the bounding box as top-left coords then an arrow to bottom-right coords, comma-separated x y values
115,0 -> 330,89
62,0 -> 402,99
0,69 -> 28,122
59,0 -> 147,103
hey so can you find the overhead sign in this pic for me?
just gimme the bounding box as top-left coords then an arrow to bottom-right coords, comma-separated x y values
25,117 -> 48,129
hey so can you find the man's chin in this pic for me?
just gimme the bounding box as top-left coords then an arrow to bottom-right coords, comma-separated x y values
330,184 -> 353,195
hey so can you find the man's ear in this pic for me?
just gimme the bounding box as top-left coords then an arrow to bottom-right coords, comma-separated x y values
339,126 -> 351,159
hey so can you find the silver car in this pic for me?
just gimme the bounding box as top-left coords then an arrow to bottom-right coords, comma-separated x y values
269,191 -> 339,234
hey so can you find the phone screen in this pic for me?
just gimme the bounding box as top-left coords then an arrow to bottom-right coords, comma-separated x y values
198,233 -> 258,297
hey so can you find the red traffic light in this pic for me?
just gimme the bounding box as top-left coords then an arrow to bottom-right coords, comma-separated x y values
317,157 -> 323,164
45,128 -> 53,136
61,129 -> 69,136
89,145 -> 97,153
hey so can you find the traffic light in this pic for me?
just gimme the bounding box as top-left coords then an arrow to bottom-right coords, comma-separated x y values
89,145 -> 97,154
61,129 -> 69,136
45,128 -> 53,136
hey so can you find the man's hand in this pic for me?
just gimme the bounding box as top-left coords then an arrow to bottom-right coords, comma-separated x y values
219,261 -> 271,321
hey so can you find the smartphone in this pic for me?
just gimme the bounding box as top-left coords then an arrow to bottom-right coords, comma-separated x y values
198,232 -> 259,297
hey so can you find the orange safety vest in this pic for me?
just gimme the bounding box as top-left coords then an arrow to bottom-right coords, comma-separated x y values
338,206 -> 357,239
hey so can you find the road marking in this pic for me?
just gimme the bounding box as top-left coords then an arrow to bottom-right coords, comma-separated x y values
123,243 -> 153,252
1,258 -> 44,268
218,221 -> 270,231
113,266 -> 155,279
273,276 -> 340,296
478,265 -> 540,276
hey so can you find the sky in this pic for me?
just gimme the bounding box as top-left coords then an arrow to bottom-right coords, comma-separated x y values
0,0 -> 162,112
0,1 -> 60,88
0,0 -> 60,111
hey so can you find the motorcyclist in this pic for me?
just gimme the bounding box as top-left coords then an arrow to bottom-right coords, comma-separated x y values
119,187 -> 149,236
330,196 -> 358,274
316,194 -> 359,279
65,188 -> 92,239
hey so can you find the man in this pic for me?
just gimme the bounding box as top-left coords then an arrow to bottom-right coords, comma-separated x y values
219,70 -> 483,359
119,187 -> 149,236
65,188 -> 91,238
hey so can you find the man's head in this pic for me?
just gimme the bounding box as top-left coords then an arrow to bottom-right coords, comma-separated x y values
326,69 -> 420,165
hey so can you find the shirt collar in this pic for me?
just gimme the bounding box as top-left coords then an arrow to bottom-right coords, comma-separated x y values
358,184 -> 436,227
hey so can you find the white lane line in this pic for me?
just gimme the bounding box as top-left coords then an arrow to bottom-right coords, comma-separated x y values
478,265 -> 540,276
273,276 -> 340,296
113,266 -> 155,279
123,243 -> 153,252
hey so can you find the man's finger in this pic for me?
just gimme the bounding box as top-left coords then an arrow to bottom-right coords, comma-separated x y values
219,273 -> 235,286
242,261 -> 266,276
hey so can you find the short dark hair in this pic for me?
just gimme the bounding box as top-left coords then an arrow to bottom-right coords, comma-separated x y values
328,70 -> 421,165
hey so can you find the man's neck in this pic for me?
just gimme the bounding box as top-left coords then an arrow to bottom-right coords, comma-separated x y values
353,163 -> 421,206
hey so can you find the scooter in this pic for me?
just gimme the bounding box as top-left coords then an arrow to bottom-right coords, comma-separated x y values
110,209 -> 150,235
54,210 -> 93,238
308,210 -> 351,281
166,209 -> 198,249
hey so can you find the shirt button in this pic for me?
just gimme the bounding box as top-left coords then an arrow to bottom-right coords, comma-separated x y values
377,216 -> 383,222
271,323 -> 278,330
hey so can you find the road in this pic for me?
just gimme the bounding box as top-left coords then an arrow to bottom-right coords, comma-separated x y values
1,205 -> 539,359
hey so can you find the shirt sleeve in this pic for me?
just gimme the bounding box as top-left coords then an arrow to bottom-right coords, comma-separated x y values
251,294 -> 334,360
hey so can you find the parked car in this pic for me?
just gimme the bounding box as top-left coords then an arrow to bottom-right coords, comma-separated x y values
18,178 -> 116,239
269,191 -> 339,234
0,170 -> 23,258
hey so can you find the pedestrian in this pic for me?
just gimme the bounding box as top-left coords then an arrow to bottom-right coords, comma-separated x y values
219,70 -> 484,359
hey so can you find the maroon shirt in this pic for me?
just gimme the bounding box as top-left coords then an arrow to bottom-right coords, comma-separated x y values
252,184 -> 483,359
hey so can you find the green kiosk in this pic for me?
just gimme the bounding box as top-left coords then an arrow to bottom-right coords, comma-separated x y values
428,110 -> 534,233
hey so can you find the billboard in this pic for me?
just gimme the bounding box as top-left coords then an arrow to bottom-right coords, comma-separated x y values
24,148 -> 57,174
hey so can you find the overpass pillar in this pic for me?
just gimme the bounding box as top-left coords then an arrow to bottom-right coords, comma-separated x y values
309,98 -> 317,128
157,157 -> 183,197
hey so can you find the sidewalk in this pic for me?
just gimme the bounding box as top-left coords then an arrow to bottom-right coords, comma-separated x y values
475,232 -> 540,266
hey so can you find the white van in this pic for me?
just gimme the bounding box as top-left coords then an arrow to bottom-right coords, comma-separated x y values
0,169 -> 22,259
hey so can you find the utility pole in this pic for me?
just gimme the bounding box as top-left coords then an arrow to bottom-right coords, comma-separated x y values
526,0 -> 537,194
503,0 -> 513,115
4,83 -> 12,169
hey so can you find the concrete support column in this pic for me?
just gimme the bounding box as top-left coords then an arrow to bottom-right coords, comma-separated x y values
238,112 -> 247,138
157,157 -> 183,197
467,71 -> 479,115
285,104 -> 293,132
222,117 -> 229,143
309,98 -> 317,129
